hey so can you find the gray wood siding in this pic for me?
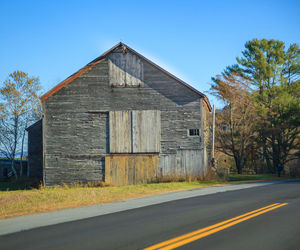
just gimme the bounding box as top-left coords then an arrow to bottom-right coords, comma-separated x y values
109,110 -> 161,153
109,111 -> 131,153
42,48 -> 210,186
132,110 -> 160,153
178,149 -> 204,176
108,49 -> 144,87
108,52 -> 126,87
159,150 -> 204,177
27,120 -> 43,179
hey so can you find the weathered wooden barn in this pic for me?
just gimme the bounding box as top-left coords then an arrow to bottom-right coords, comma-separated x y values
26,120 -> 43,179
27,43 -> 212,186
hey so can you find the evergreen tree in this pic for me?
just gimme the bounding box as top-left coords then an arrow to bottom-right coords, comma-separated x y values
236,39 -> 300,173
211,39 -> 300,174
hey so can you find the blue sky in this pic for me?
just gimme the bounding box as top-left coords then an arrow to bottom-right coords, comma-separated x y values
0,0 -> 299,107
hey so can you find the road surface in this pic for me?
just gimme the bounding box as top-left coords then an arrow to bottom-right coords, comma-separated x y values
1,180 -> 299,250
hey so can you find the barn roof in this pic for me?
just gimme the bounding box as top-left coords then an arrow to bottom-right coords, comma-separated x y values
26,119 -> 42,131
40,43 -> 211,111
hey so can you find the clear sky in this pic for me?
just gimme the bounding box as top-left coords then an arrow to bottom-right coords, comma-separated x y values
0,0 -> 299,107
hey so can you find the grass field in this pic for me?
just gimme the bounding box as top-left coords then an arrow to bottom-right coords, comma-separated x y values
0,174 -> 295,219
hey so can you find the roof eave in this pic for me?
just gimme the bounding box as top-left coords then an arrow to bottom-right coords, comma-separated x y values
40,42 -> 212,111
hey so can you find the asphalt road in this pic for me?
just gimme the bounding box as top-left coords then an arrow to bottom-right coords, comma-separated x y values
1,180 -> 300,250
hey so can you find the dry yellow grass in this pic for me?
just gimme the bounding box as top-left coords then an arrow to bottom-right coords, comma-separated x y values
0,181 -> 223,219
1,174 -> 291,219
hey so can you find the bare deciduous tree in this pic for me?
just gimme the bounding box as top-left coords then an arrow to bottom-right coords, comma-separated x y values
211,73 -> 257,174
0,71 -> 41,179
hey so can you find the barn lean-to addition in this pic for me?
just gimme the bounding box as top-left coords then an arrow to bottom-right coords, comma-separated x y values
27,43 -> 212,186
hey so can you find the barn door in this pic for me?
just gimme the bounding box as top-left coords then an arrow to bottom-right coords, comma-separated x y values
109,110 -> 161,153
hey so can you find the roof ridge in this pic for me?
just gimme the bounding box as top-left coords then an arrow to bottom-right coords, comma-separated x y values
40,43 -> 211,111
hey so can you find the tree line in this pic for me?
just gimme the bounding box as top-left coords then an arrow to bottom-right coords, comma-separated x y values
0,71 -> 42,178
211,39 -> 300,175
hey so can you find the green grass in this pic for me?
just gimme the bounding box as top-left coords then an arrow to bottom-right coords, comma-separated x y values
0,174 -> 296,219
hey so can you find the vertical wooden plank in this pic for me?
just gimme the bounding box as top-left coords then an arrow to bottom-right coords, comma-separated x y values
109,111 -> 131,153
108,53 -> 126,87
108,51 -> 144,87
151,110 -> 161,152
159,154 -> 177,176
132,110 -> 161,153
105,155 -> 158,186
178,150 -> 204,176
131,110 -> 139,153
109,112 -> 115,153
125,53 -> 144,87
203,147 -> 208,176
105,156 -> 111,184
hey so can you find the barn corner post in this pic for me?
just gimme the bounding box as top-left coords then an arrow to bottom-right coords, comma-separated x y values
27,127 -> 30,177
42,100 -> 46,186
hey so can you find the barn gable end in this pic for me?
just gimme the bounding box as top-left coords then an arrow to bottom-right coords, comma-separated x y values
37,43 -> 212,186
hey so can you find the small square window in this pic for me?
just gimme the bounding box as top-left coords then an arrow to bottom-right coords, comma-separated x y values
188,129 -> 200,136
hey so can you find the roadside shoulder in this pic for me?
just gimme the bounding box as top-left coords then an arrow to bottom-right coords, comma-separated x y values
0,181 -> 278,236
